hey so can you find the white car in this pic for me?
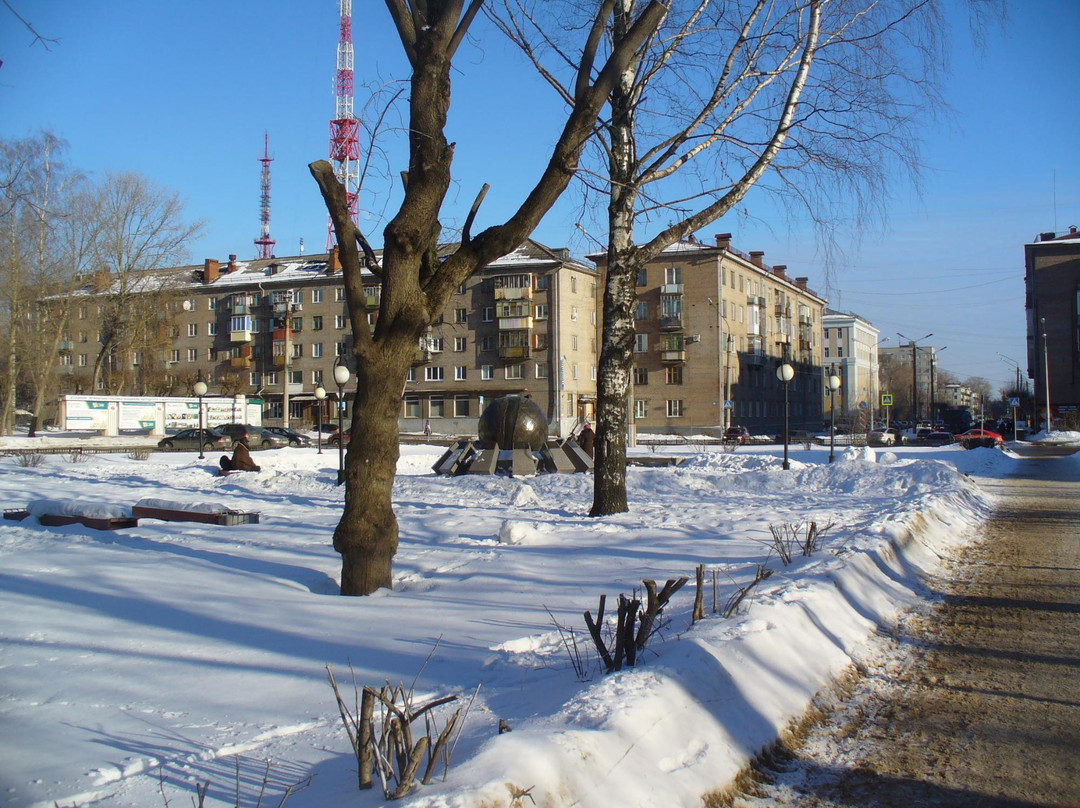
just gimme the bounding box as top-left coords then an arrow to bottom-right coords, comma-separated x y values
868,429 -> 897,446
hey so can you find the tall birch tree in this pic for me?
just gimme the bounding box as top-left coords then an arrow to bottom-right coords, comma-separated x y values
494,0 -> 996,515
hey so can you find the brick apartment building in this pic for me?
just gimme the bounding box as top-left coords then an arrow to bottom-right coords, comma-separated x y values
592,234 -> 828,438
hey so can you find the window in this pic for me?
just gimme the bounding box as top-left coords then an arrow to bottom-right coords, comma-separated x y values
454,365 -> 467,381
335,315 -> 347,329
634,334 -> 648,353
666,366 -> 683,385
335,288 -> 346,301
207,322 -> 217,336
824,348 -> 830,358
336,341 -> 346,356
535,362 -> 548,379
266,372 -> 278,386
430,396 -> 445,418
535,304 -> 549,320
455,308 -> 468,324
571,335 -> 579,351
480,335 -> 496,352
289,370 -> 303,385
405,366 -> 415,382
187,348 -> 197,361
207,347 -> 217,361
312,370 -> 323,385
533,333 -> 549,350
505,364 -> 524,380
311,289 -> 323,303
249,372 -> 259,386
823,328 -> 830,339
404,395 -> 420,417
208,298 -> 217,311
635,399 -> 648,419
78,306 -> 87,320
634,366 -> 648,385
312,315 -> 323,331
635,301 -> 648,320
292,343 -> 303,358
170,349 -> 180,363
664,266 -> 682,285
424,366 -> 444,381
571,364 -> 579,380
571,275 -> 578,293
454,395 -> 469,417
187,323 -> 197,337
312,343 -> 323,358
636,267 -> 647,286
482,307 -> 494,322
535,274 -> 549,290
291,316 -> 303,332
481,364 -> 494,380
454,336 -> 467,352
836,347 -> 843,358
570,306 -> 578,321
666,399 -> 685,417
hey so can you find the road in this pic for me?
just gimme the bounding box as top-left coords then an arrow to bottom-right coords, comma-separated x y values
731,456 -> 1080,807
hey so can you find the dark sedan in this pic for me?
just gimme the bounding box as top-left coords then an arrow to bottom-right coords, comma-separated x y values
263,426 -> 311,447
158,428 -> 233,452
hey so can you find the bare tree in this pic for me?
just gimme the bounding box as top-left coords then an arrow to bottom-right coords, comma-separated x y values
310,0 -> 667,596
495,0 -> 993,515
0,132 -> 82,436
86,172 -> 203,395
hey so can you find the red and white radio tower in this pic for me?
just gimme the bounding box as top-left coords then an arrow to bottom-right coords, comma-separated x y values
327,0 -> 360,248
254,133 -> 276,259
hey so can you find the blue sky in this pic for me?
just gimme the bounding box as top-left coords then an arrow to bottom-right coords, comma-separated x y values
2,1 -> 1077,396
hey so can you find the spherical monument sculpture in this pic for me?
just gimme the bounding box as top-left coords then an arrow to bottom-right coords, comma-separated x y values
477,395 -> 547,450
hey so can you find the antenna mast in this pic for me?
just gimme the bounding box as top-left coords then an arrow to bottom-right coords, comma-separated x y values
327,0 -> 360,248
254,133 -> 276,259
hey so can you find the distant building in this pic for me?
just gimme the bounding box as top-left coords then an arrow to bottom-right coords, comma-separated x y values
591,234 -> 828,438
56,240 -> 600,436
1024,227 -> 1080,428
822,310 -> 880,429
880,343 -> 943,423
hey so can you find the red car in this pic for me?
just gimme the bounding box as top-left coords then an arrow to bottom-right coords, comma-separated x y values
957,428 -> 1004,449
329,428 -> 351,447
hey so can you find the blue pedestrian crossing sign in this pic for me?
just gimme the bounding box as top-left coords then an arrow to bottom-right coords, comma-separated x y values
1009,397 -> 1020,407
881,394 -> 893,407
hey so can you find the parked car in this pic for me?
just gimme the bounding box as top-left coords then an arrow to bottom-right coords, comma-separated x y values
923,431 -> 955,446
957,428 -> 1004,449
158,428 -> 233,452
328,428 -> 352,447
868,428 -> 897,446
723,426 -> 751,444
263,426 -> 311,447
214,423 -> 290,449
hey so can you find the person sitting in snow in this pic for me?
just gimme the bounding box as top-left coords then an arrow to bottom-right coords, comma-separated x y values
219,442 -> 261,474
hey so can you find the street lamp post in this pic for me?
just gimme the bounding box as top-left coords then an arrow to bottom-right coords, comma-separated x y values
333,361 -> 351,485
194,374 -> 208,459
314,385 -> 326,455
777,361 -> 794,470
827,372 -> 841,463
1041,317 -> 1052,433
898,331 -> 932,425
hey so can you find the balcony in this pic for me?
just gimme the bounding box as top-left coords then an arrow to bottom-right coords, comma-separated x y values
231,303 -> 249,315
660,349 -> 686,363
498,316 -> 533,330
230,330 -> 252,343
274,355 -> 291,367
661,283 -> 683,294
659,316 -> 683,331
364,294 -> 380,308
495,285 -> 533,301
230,356 -> 252,368
499,345 -> 531,360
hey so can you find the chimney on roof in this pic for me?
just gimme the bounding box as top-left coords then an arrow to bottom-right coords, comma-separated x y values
225,254 -> 238,274
749,251 -> 765,268
327,246 -> 341,273
795,276 -> 808,291
92,269 -> 111,292
203,258 -> 220,284
715,233 -> 732,250
772,264 -> 787,279
1040,232 -> 1056,242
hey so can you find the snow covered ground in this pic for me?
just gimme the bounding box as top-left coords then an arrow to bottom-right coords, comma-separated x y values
0,434 -> 1073,808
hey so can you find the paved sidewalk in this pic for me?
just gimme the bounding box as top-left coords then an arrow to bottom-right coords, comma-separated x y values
734,457 -> 1080,807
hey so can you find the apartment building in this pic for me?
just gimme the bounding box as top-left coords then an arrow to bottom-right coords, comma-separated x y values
822,310 -> 881,428
59,240 -> 600,436
592,234 -> 827,438
1024,227 -> 1080,428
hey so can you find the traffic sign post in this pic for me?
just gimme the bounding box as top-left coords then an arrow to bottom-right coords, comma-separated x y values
881,394 -> 893,429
